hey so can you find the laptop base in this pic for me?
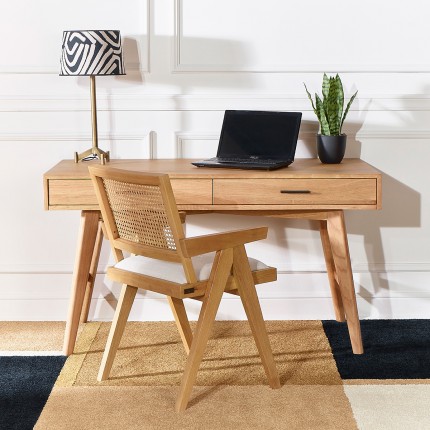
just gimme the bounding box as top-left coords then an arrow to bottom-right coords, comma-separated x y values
191,160 -> 291,171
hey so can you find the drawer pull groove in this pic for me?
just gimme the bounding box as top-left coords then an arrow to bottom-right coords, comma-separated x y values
280,190 -> 311,194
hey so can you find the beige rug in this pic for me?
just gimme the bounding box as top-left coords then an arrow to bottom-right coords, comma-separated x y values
57,321 -> 341,387
35,321 -> 358,429
0,321 -> 65,351
35,385 -> 356,430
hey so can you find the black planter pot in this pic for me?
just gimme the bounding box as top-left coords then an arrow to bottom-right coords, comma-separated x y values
317,134 -> 346,164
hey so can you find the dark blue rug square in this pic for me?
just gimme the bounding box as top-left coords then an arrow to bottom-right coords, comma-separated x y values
322,319 -> 430,379
0,356 -> 66,430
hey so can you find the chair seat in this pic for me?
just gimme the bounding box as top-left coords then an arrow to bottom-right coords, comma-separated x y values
114,252 -> 269,284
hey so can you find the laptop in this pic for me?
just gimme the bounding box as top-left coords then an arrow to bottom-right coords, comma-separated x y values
191,110 -> 302,170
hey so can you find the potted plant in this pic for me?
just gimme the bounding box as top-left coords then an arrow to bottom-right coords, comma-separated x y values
304,74 -> 357,164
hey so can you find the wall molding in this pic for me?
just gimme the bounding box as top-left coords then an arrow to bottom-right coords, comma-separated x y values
175,132 -> 218,157
3,296 -> 430,321
174,131 -> 430,158
173,0 -> 430,73
1,262 -> 429,275
0,1 -> 150,74
2,94 -> 430,113
0,131 -> 151,142
0,131 -> 155,159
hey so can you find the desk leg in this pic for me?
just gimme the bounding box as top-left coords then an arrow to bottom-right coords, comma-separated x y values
63,210 -> 100,356
326,211 -> 363,354
319,220 -> 346,322
80,218 -> 104,323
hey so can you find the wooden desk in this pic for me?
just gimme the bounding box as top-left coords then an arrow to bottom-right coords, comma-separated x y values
44,158 -> 382,356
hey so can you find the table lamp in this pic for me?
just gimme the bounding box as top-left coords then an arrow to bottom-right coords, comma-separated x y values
60,30 -> 125,163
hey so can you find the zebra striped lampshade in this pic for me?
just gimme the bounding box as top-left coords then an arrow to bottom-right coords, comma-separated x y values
60,30 -> 125,76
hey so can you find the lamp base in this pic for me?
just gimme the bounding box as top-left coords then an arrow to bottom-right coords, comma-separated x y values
74,147 -> 110,165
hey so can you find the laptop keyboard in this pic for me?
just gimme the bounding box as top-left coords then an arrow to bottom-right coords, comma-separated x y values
215,158 -> 281,165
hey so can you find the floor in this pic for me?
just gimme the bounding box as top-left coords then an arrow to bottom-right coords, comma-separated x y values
1,321 -> 429,429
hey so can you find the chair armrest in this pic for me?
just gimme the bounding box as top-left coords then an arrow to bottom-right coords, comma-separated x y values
179,227 -> 268,257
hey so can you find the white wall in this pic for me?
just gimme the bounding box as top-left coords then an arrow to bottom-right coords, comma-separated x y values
1,0 -> 429,321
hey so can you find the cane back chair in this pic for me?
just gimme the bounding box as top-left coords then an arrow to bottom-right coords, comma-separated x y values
89,165 -> 280,412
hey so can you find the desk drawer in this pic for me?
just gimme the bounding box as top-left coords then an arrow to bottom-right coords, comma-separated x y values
48,179 -> 97,206
47,178 -> 213,207
213,178 -> 377,205
171,179 -> 212,204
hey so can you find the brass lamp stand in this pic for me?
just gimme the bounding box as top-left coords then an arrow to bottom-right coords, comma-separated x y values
73,76 -> 110,164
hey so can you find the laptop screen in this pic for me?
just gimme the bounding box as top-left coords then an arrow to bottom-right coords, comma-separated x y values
217,110 -> 302,160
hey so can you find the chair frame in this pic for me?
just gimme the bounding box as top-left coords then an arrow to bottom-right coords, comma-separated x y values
89,165 -> 280,412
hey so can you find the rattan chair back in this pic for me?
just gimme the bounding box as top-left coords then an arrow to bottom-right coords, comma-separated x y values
103,178 -> 176,250
89,166 -> 197,283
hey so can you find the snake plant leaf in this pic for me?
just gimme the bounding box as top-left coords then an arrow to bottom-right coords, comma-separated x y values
341,90 -> 358,132
315,93 -> 330,135
304,83 -> 318,116
326,77 -> 341,135
322,73 -> 330,99
335,74 -> 344,133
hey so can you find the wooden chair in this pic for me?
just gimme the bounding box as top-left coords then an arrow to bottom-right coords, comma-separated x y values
89,165 -> 281,412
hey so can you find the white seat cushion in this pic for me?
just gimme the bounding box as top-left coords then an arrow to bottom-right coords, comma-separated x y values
113,252 -> 268,284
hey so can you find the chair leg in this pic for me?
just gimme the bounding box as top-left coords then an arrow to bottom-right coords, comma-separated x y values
98,284 -> 138,381
175,249 -> 233,412
233,245 -> 281,389
168,297 -> 193,354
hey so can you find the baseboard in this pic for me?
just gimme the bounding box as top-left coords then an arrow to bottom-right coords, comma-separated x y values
1,271 -> 429,320
1,297 -> 429,321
